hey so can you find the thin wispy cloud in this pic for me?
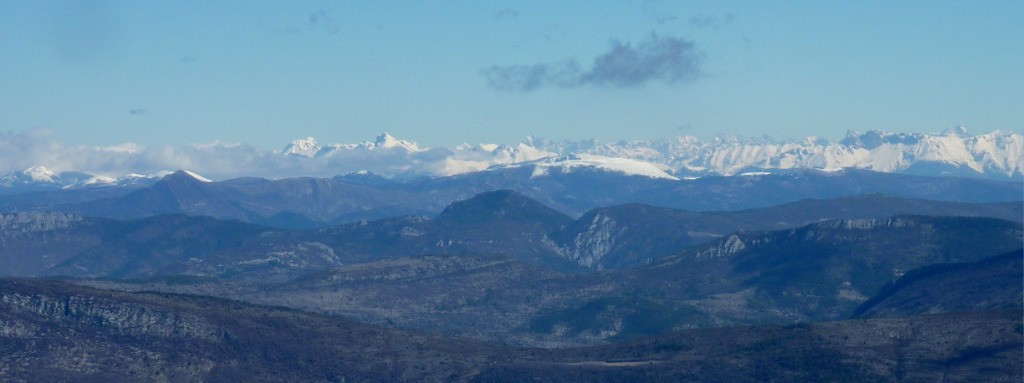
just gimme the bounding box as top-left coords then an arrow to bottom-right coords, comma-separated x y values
688,14 -> 733,29
493,9 -> 519,21
655,15 -> 678,24
307,8 -> 339,34
482,33 -> 702,92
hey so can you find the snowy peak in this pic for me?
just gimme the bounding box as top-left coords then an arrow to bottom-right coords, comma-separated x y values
283,137 -> 322,158
372,132 -> 422,152
283,133 -> 425,158
23,166 -> 58,183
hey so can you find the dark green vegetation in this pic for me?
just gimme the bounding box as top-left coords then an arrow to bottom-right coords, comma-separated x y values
1,279 -> 1019,382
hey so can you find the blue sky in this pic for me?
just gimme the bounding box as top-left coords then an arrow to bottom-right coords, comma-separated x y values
0,0 -> 1020,149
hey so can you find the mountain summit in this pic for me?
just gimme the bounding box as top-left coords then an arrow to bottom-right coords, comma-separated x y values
436,189 -> 572,228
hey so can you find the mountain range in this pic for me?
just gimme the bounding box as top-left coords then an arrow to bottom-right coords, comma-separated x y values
3,191 -> 1020,279
0,166 -> 1016,229
1,141 -> 1022,381
1,178 -> 1021,380
3,128 -> 1022,185
283,128 -> 1024,179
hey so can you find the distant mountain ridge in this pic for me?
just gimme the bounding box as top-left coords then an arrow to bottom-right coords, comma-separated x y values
0,166 -> 167,193
534,127 -> 1023,179
279,128 -> 1023,180
4,129 -> 1020,186
36,167 -> 1024,229
3,192 -> 1021,281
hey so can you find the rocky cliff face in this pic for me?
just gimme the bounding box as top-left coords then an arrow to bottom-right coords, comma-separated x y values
0,280 -> 502,382
544,212 -> 623,268
0,212 -> 83,236
0,288 -> 220,341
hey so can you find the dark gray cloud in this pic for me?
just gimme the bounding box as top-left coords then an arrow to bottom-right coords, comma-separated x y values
581,35 -> 701,87
128,109 -> 146,115
483,34 -> 701,92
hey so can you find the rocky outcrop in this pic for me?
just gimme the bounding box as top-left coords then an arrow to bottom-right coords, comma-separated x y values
0,212 -> 83,236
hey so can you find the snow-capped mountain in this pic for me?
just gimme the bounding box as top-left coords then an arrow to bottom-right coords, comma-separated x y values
276,128 -> 1022,180
283,133 -> 423,158
2,128 -> 1020,188
528,127 -> 1023,179
0,167 -> 190,191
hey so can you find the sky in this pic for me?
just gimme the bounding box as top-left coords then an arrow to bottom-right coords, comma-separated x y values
0,0 -> 1021,150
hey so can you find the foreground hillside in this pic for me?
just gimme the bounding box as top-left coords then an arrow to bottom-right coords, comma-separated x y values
1,279 -> 1019,382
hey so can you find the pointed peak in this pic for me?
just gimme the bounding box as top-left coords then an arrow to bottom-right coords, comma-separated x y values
163,170 -> 213,183
372,132 -> 423,151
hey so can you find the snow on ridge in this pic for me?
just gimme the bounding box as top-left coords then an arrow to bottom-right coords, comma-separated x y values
23,166 -> 58,183
528,154 -> 679,180
373,132 -> 422,152
182,170 -> 214,182
157,129 -> 1024,180
527,128 -> 1022,179
0,167 -> 170,189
